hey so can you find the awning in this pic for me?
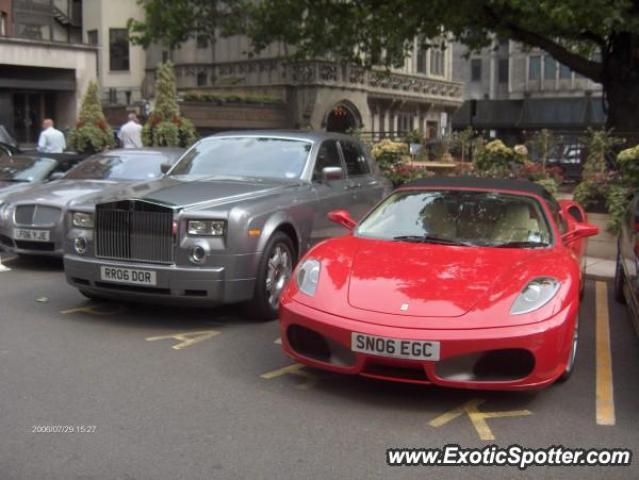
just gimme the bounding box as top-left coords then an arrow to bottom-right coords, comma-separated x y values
0,65 -> 76,91
452,96 -> 606,131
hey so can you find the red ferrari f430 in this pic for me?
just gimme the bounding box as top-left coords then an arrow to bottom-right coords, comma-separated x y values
279,178 -> 599,391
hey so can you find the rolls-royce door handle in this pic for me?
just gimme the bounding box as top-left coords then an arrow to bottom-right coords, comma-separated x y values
346,182 -> 361,190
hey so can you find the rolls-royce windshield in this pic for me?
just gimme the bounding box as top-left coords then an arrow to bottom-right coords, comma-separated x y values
169,137 -> 313,180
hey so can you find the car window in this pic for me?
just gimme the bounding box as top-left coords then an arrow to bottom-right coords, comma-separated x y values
0,156 -> 57,182
170,137 -> 311,180
340,141 -> 370,176
356,190 -> 552,247
313,140 -> 342,181
64,153 -> 167,181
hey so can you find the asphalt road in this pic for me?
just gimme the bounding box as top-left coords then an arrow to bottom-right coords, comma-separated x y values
1,252 -> 638,480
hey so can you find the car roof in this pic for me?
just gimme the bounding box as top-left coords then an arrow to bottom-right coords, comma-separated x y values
209,130 -> 357,142
0,154 -> 58,163
400,176 -> 552,198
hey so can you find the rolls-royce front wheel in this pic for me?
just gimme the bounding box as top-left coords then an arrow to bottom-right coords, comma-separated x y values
248,232 -> 295,321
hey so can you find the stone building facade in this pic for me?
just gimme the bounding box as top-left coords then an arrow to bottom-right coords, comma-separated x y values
452,39 -> 604,142
145,36 -> 464,138
0,0 -> 96,144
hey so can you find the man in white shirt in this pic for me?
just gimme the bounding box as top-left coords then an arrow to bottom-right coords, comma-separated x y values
37,119 -> 66,153
118,113 -> 143,148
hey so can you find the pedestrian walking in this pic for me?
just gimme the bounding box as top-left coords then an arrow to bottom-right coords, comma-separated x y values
37,119 -> 66,153
118,113 -> 143,149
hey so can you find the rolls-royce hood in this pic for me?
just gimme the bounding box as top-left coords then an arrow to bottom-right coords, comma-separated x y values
129,177 -> 296,209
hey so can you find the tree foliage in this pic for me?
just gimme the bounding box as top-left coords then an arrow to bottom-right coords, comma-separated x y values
128,0 -> 249,48
68,81 -> 115,153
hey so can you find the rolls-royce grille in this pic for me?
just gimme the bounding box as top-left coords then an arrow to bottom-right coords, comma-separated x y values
15,205 -> 61,226
95,201 -> 175,264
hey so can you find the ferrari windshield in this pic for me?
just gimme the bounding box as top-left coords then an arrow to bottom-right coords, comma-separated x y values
356,190 -> 552,247
169,136 -> 312,180
64,153 -> 167,181
0,156 -> 57,182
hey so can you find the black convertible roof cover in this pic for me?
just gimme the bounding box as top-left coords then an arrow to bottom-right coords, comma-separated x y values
400,176 -> 552,199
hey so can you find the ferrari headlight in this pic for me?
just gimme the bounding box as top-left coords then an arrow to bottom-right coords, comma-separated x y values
187,219 -> 225,236
72,212 -> 94,229
511,277 -> 561,315
296,259 -> 320,296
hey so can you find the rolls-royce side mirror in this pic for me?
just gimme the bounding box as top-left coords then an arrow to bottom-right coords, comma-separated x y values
321,166 -> 344,182
49,171 -> 65,181
160,163 -> 172,174
327,209 -> 356,230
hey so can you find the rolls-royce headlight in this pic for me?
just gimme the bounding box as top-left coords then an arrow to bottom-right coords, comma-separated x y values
510,277 -> 561,315
187,219 -> 225,236
296,259 -> 321,296
72,212 -> 94,229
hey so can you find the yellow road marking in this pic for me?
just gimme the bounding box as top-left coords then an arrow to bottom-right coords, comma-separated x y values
260,363 -> 318,390
145,330 -> 220,350
595,281 -> 615,426
61,304 -> 128,316
429,398 -> 532,441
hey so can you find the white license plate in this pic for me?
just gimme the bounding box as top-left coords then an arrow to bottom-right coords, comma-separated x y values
14,229 -> 50,242
99,266 -> 157,286
351,332 -> 440,361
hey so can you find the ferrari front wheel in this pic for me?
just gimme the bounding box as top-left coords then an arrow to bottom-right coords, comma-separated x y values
557,316 -> 579,383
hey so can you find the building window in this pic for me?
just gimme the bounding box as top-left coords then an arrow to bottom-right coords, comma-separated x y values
528,55 -> 541,80
0,12 -> 7,36
430,48 -> 445,76
196,34 -> 208,49
416,46 -> 427,73
543,56 -> 557,80
162,50 -> 170,63
109,28 -> 130,71
87,29 -> 98,45
498,58 -> 509,83
197,71 -> 207,86
559,63 -> 572,79
470,59 -> 482,82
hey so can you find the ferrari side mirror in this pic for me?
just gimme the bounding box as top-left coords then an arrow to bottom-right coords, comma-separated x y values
327,209 -> 356,230
561,222 -> 599,244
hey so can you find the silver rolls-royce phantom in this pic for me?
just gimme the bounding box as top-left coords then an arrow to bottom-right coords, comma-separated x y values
64,131 -> 391,319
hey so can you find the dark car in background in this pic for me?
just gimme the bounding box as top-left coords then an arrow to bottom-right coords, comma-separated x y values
614,189 -> 639,335
0,148 -> 184,258
63,131 -> 391,319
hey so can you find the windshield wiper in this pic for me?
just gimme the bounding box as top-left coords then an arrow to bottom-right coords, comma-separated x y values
393,234 -> 472,247
493,241 -> 549,248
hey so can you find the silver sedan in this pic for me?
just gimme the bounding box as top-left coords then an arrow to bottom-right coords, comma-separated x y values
0,148 -> 184,257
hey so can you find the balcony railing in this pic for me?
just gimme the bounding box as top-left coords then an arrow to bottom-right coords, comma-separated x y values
157,59 -> 464,104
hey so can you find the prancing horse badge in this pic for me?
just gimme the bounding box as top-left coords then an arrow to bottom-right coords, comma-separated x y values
400,303 -> 409,312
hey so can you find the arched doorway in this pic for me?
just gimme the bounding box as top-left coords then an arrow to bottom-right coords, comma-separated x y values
325,102 -> 360,133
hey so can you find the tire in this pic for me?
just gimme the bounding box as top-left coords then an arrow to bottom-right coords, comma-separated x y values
246,232 -> 296,321
557,316 -> 579,383
614,249 -> 626,304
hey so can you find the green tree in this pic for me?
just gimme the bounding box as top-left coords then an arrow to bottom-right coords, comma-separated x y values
143,61 -> 197,148
129,0 -> 639,135
68,81 -> 115,153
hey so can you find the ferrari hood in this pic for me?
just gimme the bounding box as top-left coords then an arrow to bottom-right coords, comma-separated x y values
346,240 -> 538,317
